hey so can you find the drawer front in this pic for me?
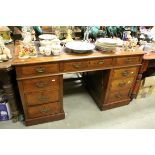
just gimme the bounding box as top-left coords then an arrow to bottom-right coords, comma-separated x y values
25,90 -> 59,106
60,60 -> 89,72
27,102 -> 61,118
115,56 -> 141,66
107,90 -> 130,103
110,77 -> 134,91
89,58 -> 113,68
112,67 -> 139,79
22,76 -> 59,92
16,63 -> 59,77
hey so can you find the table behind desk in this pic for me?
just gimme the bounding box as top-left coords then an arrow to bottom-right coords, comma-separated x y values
0,43 -> 20,122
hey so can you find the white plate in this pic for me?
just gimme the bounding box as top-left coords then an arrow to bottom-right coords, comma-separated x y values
96,46 -> 115,50
95,43 -> 117,47
65,41 -> 95,52
39,34 -> 57,40
96,38 -> 117,45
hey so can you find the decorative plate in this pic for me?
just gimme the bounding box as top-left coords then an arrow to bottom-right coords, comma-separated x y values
65,41 -> 95,53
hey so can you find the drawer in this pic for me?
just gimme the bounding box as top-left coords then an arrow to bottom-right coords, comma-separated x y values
112,67 -> 139,79
89,58 -> 113,68
115,56 -> 141,66
16,63 -> 59,78
25,90 -> 59,106
110,77 -> 135,91
60,60 -> 89,72
27,102 -> 61,118
107,90 -> 130,103
22,76 -> 59,92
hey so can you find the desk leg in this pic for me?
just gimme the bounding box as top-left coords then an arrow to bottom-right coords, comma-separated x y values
131,60 -> 149,99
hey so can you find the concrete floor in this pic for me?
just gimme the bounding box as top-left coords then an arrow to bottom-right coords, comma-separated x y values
1,74 -> 155,129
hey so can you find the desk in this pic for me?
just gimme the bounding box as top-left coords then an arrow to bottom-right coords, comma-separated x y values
12,46 -> 144,126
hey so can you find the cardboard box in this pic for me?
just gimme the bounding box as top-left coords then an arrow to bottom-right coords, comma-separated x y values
136,78 -> 155,99
143,76 -> 155,87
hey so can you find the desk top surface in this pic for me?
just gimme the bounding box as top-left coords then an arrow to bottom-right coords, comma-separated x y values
12,43 -> 144,66
143,52 -> 155,60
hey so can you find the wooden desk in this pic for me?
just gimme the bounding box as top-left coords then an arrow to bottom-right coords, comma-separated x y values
12,46 -> 144,126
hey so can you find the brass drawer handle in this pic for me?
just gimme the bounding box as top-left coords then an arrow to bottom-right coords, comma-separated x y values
35,67 -> 45,73
38,96 -> 49,102
40,107 -> 49,113
98,60 -> 104,64
35,81 -> 47,88
122,70 -> 129,77
73,64 -> 81,68
118,82 -> 126,87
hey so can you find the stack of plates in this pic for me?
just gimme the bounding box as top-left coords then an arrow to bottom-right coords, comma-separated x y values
95,38 -> 117,51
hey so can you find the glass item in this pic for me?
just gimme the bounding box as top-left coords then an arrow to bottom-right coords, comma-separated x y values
55,30 -> 61,39
129,38 -> 138,51
22,32 -> 32,45
83,26 -> 91,42
51,45 -> 61,56
65,29 -> 73,42
22,26 -> 35,44
123,30 -> 132,41
143,43 -> 152,53
44,47 -> 51,56
39,46 -> 45,55
123,41 -> 129,51
51,39 -> 61,56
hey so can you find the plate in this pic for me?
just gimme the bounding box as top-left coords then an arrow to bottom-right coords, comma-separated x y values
95,43 -> 116,47
96,38 -> 117,45
96,46 -> 116,52
65,41 -> 95,53
39,34 -> 57,40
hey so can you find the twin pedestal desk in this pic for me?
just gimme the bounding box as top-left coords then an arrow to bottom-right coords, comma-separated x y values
12,47 -> 144,126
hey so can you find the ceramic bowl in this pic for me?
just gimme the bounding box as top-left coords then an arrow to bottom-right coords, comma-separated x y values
40,40 -> 53,46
